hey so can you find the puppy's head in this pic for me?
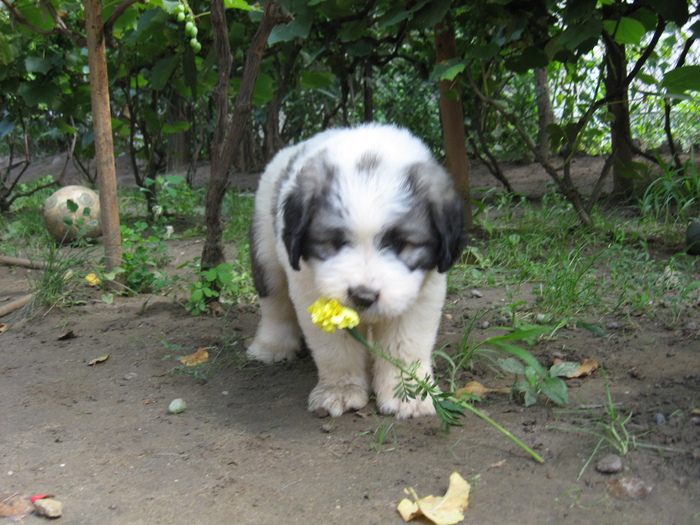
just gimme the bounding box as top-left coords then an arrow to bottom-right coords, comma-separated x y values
281,147 -> 465,318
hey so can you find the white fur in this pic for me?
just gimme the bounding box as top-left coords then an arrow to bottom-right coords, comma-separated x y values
247,124 -> 463,418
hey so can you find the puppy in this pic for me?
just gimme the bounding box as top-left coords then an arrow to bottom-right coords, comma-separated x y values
247,124 -> 465,418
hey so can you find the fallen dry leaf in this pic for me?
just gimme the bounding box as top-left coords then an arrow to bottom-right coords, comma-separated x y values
0,493 -> 33,519
397,471 -> 471,525
87,354 -> 109,366
57,329 -> 77,341
0,323 -> 7,334
455,381 -> 510,398
606,477 -> 654,500
553,357 -> 599,378
85,273 -> 101,286
180,347 -> 210,367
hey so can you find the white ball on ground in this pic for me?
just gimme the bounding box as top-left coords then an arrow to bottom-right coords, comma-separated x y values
43,185 -> 102,243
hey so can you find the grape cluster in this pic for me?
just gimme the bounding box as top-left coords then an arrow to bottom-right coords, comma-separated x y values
175,2 -> 201,53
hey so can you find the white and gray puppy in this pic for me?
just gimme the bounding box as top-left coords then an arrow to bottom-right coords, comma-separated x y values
248,123 -> 465,419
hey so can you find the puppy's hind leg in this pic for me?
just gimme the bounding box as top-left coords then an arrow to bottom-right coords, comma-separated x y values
247,294 -> 302,363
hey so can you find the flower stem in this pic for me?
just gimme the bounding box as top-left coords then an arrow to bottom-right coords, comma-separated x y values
346,327 -> 545,464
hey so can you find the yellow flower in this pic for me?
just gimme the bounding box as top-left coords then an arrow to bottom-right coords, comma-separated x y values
308,297 -> 360,334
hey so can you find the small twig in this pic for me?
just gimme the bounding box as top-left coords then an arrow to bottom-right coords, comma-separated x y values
0,293 -> 34,318
0,255 -> 50,270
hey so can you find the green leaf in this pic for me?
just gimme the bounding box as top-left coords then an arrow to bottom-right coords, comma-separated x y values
300,70 -> 335,89
0,118 -> 15,140
224,0 -> 254,10
410,0 -> 451,29
66,199 -> 79,213
603,17 -> 646,45
163,121 -> 191,133
525,366 -> 540,386
268,2 -> 313,44
523,388 -> 538,407
662,65 -> 700,93
339,19 -> 367,42
496,357 -> 526,375
25,56 -> 52,74
150,55 -> 179,91
440,63 -> 466,81
505,46 -> 549,74
636,72 -> 658,86
540,377 -> 569,405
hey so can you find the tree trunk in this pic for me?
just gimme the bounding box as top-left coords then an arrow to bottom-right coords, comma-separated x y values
534,67 -> 555,159
434,18 -> 472,230
603,33 -> 634,197
84,0 -> 122,286
167,97 -> 192,176
202,0 -> 291,271
363,60 -> 374,123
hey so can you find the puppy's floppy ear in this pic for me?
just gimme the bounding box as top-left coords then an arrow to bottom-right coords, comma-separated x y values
281,189 -> 315,271
408,161 -> 467,273
281,156 -> 333,271
432,192 -> 466,273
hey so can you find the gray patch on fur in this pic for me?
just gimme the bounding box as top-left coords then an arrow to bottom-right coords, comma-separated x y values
249,220 -> 270,297
356,151 -> 382,175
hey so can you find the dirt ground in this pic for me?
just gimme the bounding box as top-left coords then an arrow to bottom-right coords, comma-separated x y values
1,155 -> 699,524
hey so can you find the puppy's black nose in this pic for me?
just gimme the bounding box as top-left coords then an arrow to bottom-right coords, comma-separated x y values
349,286 -> 379,308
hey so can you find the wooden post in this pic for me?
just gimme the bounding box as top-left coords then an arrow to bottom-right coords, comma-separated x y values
434,18 -> 472,230
84,0 -> 123,285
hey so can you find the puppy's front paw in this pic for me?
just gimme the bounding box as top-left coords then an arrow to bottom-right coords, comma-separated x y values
246,338 -> 299,363
376,394 -> 436,419
308,383 -> 369,417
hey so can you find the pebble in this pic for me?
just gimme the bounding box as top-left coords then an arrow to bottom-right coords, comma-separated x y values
168,398 -> 187,414
34,498 -> 64,518
596,454 -> 623,474
654,413 -> 666,425
123,372 -> 138,380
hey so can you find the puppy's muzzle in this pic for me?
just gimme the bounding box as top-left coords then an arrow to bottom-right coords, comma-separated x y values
349,286 -> 379,309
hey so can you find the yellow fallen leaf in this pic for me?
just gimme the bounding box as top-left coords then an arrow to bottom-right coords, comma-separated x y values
397,472 -> 471,525
87,354 -> 109,366
553,357 -> 599,378
85,273 -> 101,286
455,381 -> 510,398
0,323 -> 7,334
180,347 -> 209,366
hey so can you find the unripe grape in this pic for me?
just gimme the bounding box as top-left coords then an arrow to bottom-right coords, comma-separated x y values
176,12 -> 185,22
185,21 -> 195,33
190,37 -> 199,48
193,41 -> 202,53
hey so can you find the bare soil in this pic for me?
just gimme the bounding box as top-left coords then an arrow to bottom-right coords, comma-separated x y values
1,155 -> 699,525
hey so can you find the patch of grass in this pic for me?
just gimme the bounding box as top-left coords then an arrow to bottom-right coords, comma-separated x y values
637,156 -> 699,224
25,241 -> 100,317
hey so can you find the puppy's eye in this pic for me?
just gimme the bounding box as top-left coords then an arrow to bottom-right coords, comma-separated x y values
331,237 -> 348,250
390,239 -> 407,253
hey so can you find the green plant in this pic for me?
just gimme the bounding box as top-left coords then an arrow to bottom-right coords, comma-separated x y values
184,260 -> 253,315
359,414 -> 398,453
345,325 -> 545,463
112,221 -> 173,294
549,368 -> 635,479
145,174 -> 205,217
